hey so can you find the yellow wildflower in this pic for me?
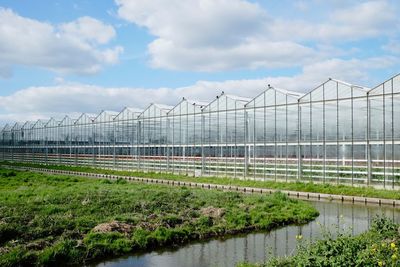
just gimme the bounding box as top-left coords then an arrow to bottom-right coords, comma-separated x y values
378,261 -> 384,267
391,242 -> 396,249
295,235 -> 303,240
392,254 -> 398,260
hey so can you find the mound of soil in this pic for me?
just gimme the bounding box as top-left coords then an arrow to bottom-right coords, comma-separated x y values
92,221 -> 133,234
200,206 -> 225,219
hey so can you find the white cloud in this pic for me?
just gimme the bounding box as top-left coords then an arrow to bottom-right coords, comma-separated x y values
1,55 -> 396,124
148,39 -> 317,71
60,16 -> 116,45
332,1 -> 395,29
54,76 -> 65,84
383,39 -> 400,54
251,1 -> 399,42
0,8 -> 123,78
115,0 -> 322,71
116,0 -> 267,48
115,0 -> 399,71
286,1 -> 398,41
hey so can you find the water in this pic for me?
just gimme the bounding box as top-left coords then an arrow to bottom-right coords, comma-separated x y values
92,201 -> 400,267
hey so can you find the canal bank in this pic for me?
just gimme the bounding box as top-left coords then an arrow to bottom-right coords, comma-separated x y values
90,200 -> 400,267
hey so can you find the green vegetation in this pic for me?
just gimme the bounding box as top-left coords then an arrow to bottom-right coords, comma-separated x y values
2,161 -> 400,200
239,217 -> 400,267
0,168 -> 318,266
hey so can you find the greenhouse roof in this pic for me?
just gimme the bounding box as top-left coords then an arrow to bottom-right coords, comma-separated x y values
94,110 -> 119,121
153,103 -> 174,111
368,73 -> 400,95
224,94 -> 252,103
75,113 -> 95,124
299,78 -> 369,102
202,93 -> 251,111
22,121 -> 34,129
124,107 -> 142,113
167,98 -> 208,115
59,115 -> 76,125
246,85 -> 303,107
330,78 -> 370,91
2,124 -> 11,131
45,117 -> 60,127
271,86 -> 304,98
114,107 -> 142,120
139,103 -> 173,118
32,119 -> 45,128
184,98 -> 209,107
11,122 -> 22,130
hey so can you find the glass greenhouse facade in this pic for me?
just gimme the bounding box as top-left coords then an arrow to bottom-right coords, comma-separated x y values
1,74 -> 399,187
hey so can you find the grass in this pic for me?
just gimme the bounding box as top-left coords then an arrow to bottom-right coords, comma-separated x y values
239,217 -> 400,267
2,161 -> 400,200
0,168 -> 318,266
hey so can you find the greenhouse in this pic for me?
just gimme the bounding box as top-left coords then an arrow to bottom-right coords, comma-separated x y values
1,74 -> 399,187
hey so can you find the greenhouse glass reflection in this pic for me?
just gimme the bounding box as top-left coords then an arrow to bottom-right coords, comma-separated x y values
1,74 -> 399,188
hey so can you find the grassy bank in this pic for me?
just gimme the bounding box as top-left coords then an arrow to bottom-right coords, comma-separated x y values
0,168 -> 318,266
239,217 -> 400,267
2,161 -> 400,200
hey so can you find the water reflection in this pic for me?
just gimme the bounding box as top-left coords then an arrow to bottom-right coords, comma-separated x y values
93,201 -> 400,267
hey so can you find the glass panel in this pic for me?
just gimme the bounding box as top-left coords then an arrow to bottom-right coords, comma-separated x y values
393,75 -> 400,93
324,80 -> 337,100
300,103 -> 310,141
353,98 -> 367,140
311,103 -> 323,141
395,95 -> 400,139
299,93 -> 310,103
370,84 -> 384,96
311,84 -> 324,101
337,82 -> 352,98
384,80 -> 393,95
385,94 -> 393,140
325,100 -> 337,141
369,96 -> 384,140
275,91 -> 287,105
287,104 -> 298,142
338,99 -> 352,141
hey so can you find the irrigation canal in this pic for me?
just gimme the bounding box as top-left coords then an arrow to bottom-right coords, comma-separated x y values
91,201 -> 400,267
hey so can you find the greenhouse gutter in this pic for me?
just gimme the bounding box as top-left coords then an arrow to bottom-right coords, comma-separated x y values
4,165 -> 400,208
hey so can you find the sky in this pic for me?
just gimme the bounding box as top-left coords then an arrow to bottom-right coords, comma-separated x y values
0,0 -> 399,125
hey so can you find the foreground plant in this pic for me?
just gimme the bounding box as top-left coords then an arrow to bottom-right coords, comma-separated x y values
0,168 -> 318,266
239,217 -> 400,267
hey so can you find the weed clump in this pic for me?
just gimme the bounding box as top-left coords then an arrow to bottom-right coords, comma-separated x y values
1,171 -> 16,178
239,216 -> 400,267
